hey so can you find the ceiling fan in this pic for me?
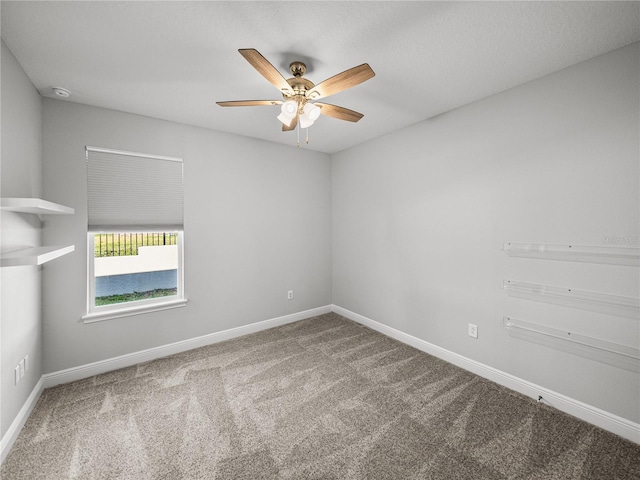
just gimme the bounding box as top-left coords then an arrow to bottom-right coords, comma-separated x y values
217,49 -> 375,144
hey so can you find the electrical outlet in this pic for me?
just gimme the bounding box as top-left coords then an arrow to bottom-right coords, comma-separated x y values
287,290 -> 294,300
468,323 -> 478,339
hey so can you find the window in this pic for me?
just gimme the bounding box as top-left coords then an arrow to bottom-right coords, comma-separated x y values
83,147 -> 186,322
90,231 -> 181,306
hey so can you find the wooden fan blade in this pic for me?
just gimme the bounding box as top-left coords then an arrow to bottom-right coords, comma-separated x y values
315,103 -> 364,122
306,64 -> 375,100
239,49 -> 294,96
217,100 -> 282,107
282,114 -> 298,132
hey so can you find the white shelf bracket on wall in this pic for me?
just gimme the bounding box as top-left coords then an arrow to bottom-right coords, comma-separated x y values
503,280 -> 640,319
503,243 -> 639,266
503,316 -> 640,373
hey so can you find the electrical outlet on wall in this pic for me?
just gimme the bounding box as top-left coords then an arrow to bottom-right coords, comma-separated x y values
468,323 -> 478,339
14,355 -> 30,385
287,290 -> 294,300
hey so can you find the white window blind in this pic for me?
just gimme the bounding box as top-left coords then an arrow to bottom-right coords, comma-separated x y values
86,147 -> 184,230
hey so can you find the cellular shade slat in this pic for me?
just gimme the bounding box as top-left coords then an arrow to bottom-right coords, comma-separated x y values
87,148 -> 183,229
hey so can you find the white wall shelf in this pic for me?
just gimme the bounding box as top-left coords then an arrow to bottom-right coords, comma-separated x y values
503,280 -> 640,319
503,316 -> 640,373
1,197 -> 75,267
503,243 -> 639,266
1,246 -> 75,267
1,197 -> 74,215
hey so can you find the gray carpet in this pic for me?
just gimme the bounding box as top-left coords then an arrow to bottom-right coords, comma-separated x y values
2,312 -> 639,479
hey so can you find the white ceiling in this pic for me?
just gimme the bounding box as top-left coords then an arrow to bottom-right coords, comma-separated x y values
2,1 -> 639,154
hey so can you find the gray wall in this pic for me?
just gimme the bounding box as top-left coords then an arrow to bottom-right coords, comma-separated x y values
1,40 -> 44,438
41,99 -> 332,373
332,43 -> 640,423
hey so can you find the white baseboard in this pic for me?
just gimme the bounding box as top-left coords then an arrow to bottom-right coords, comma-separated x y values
1,377 -> 44,463
332,305 -> 640,444
44,305 -> 333,388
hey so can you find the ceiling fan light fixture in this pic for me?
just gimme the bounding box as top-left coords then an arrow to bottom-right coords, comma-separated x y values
277,99 -> 298,126
277,111 -> 295,126
304,103 -> 321,121
299,103 -> 321,128
282,99 -> 297,115
299,115 -> 313,129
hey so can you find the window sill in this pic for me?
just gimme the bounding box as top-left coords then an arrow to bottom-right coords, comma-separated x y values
82,298 -> 188,324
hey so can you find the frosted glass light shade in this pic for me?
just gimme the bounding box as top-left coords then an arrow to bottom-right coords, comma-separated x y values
304,103 -> 321,121
282,100 -> 297,115
277,112 -> 295,126
299,103 -> 321,128
299,114 -> 314,128
277,100 -> 298,126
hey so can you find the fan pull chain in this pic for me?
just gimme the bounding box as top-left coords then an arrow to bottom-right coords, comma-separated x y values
305,128 -> 309,144
297,121 -> 300,148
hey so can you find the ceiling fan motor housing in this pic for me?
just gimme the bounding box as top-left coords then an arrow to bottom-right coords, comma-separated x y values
289,61 -> 307,77
285,74 -> 315,110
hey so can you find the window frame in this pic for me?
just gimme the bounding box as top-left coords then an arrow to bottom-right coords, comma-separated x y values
82,230 -> 186,323
83,146 -> 186,323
